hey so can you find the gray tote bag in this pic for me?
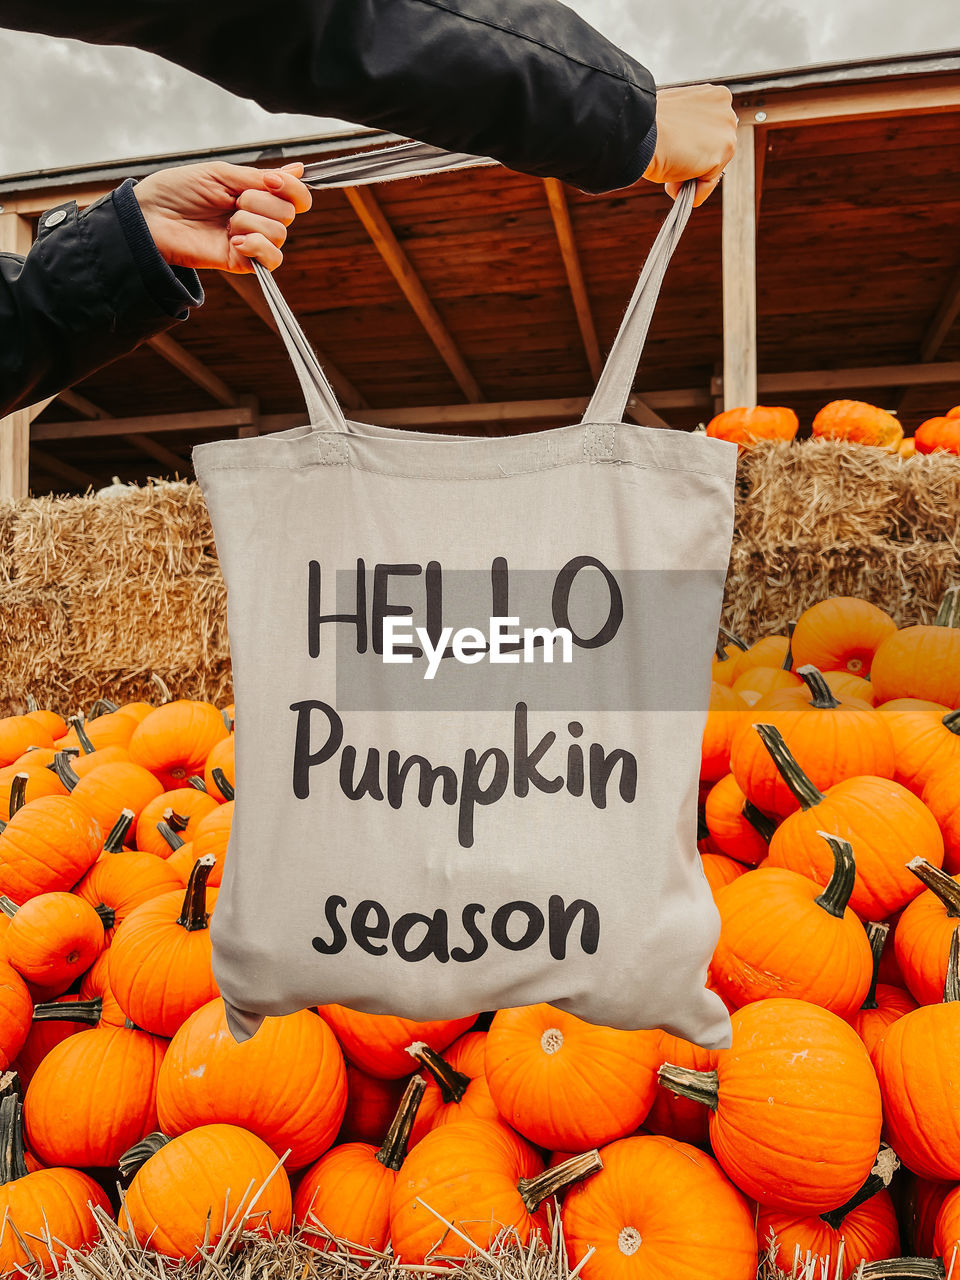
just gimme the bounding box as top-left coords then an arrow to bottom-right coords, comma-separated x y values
193,146 -> 737,1048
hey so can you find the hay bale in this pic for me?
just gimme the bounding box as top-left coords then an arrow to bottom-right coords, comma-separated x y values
0,587 -> 72,714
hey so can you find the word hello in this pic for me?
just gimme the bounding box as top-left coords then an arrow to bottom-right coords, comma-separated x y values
382,616 -> 574,679
312,894 -> 600,963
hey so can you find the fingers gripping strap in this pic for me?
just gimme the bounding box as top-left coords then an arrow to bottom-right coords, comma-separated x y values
582,180 -> 697,426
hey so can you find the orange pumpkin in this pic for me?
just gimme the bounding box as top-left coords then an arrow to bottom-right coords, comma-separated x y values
2,892 -> 105,988
877,698 -> 960,796
68,761 -> 164,838
811,400 -> 903,450
915,415 -> 960,454
157,999 -> 347,1169
730,634 -> 792,680
69,745 -> 132,777
822,670 -> 878,705
700,852 -> 747,897
59,711 -> 138,753
407,1031 -> 502,1145
339,1065 -> 410,1146
0,766 -> 65,815
758,1187 -> 900,1279
188,800 -> 233,885
706,405 -> 798,449
0,962 -> 33,1070
712,637 -> 746,688
119,1125 -> 291,1259
295,1076 -> 425,1255
0,795 -> 103,904
704,773 -> 775,867
658,998 -> 882,1213
484,1005 -> 661,1151
204,736 -> 235,801
871,589 -> 960,707
563,1135 -> 756,1280
731,666 -> 801,707
74,826 -> 182,945
906,1176 -> 951,1255
128,700 -> 229,789
791,597 -> 897,679
922,764 -> 960,874
645,1033 -> 718,1147
13,995 -> 103,1088
701,683 -> 744,782
711,834 -> 873,1016
316,1006 -> 476,1079
134,787 -> 219,856
894,858 -> 960,1005
0,717 -> 54,768
23,709 -> 67,741
78,951 -> 125,1027
107,856 -> 219,1037
846,922 -> 918,1068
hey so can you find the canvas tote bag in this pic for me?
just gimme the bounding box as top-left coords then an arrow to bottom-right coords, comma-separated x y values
192,145 -> 738,1048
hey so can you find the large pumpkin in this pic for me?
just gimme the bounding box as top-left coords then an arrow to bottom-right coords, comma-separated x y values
658,998 -> 882,1213
0,795 -> 102,904
157,999 -> 347,1169
562,1134 -> 757,1280
871,589 -> 960,707
316,1006 -> 476,1078
710,834 -> 873,1015
74,838 -> 182,945
120,1125 -> 291,1259
484,1005 -> 661,1151
791,597 -> 897,678
128,700 -> 229,790
68,762 -> 164,837
811,400 -> 903,450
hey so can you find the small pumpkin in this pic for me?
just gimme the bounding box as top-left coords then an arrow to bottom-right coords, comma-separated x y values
78,950 -> 125,1027
712,636 -> 746,688
135,787 -> 219,857
905,1176 -> 951,1255
188,800 -> 234,885
877,698 -> 960,796
914,415 -> 960,454
730,634 -> 792,681
846,923 -> 918,1067
406,1031 -> 502,1145
13,996 -> 103,1088
339,1065 -> 410,1146
2,892 -> 106,988
316,1006 -> 476,1079
0,795 -> 103,904
0,766 -> 65,815
704,773 -> 775,867
823,670 -> 878,705
871,588 -> 960,707
128,700 -> 229,789
74,812 -> 182,944
922,763 -> 960,874
23,709 -> 67,742
758,1184 -> 900,1279
700,683 -> 744,782
0,962 -> 33,1070
645,1032 -> 718,1147
791,597 -> 897,679
705,406 -> 798,449
0,718 -> 54,769
811,400 -> 903,450
67,761 -> 164,839
731,665 -> 801,707
700,852 -> 747,897
894,858 -> 960,1005
204,736 -> 235,801
60,710 -> 138,753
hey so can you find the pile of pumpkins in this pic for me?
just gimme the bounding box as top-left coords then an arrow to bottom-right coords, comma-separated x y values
0,586 -> 958,1279
705,398 -> 960,458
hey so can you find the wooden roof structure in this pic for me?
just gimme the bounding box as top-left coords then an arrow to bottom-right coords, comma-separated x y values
2,49 -> 960,498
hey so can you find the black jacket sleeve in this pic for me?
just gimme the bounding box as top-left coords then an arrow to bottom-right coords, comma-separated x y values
0,179 -> 203,417
0,0 -> 658,195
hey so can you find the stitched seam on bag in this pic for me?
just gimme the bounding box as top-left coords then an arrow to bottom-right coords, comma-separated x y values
195,456 -> 732,481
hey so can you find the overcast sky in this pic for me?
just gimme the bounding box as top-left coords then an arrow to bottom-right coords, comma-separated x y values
0,0 -> 957,177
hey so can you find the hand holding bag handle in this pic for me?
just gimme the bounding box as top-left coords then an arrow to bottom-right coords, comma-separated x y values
252,139 -> 695,433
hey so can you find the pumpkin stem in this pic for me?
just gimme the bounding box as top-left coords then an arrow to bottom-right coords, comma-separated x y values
67,715 -> 96,755
87,698 -> 120,719
376,1075 -> 426,1172
32,998 -> 102,1026
94,902 -> 116,932
814,833 -> 857,918
0,1094 -> 29,1185
177,855 -> 216,931
860,922 -> 891,1011
104,809 -> 135,853
25,694 -> 38,714
697,811 -> 710,842
52,751 -> 80,792
944,930 -> 960,1005
517,1149 -> 603,1212
943,710 -> 960,737
8,774 -> 28,820
782,621 -> 796,671
165,808 -> 190,834
934,584 -> 960,629
150,673 -> 172,705
211,768 -> 235,802
406,1041 -> 472,1105
657,1063 -> 719,1112
795,665 -> 841,710
188,775 -> 208,793
718,626 -> 748,652
742,799 -> 777,843
119,1131 -> 171,1181
221,708 -> 233,732
820,1145 -> 899,1229
753,723 -> 825,809
156,820 -> 185,853
860,1263 -> 945,1279
907,858 -> 960,919
0,897 -> 18,920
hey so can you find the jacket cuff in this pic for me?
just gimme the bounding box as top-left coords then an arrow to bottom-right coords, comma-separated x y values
109,178 -> 203,317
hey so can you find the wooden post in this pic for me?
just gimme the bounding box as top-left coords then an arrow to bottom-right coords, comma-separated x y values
721,125 -> 758,411
0,213 -> 35,500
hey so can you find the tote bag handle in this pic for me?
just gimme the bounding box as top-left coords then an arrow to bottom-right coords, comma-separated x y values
252,140 -> 695,432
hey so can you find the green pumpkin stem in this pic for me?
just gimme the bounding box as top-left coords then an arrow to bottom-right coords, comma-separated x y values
94,902 -> 116,931
814,833 -> 857,918
753,723 -> 824,809
104,809 -> 135,853
406,1041 -> 472,1105
944,930 -> 960,1005
0,897 -> 18,920
87,698 -> 120,719
782,621 -> 796,671
221,709 -> 233,732
376,1076 -> 426,1172
211,768 -> 235,802
934,585 -> 960,629
52,751 -> 81,792
795,665 -> 841,710
157,820 -> 185,853
657,1063 -> 719,1112
67,715 -> 96,755
8,774 -> 28,821
820,1145 -> 899,1230
165,808 -> 190,834
32,998 -> 102,1026
0,1094 -> 29,1184
119,1131 -> 171,1181
742,799 -> 777,843
860,1263 -> 945,1279
517,1149 -> 603,1212
177,856 -> 216,932
943,710 -> 960,737
860,923 -> 891,1011
718,626 -> 748,652
187,775 -> 208,793
907,858 -> 960,919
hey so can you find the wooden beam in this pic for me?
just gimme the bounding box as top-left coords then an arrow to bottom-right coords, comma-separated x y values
344,185 -> 484,403
0,212 -> 35,500
740,77 -> 960,128
33,406 -> 252,441
56,388 -> 109,418
543,178 -> 602,381
219,270 -> 367,410
146,332 -> 238,407
920,266 -> 960,364
2,184 -> 116,217
754,127 -> 768,226
125,435 -> 187,471
722,125 -> 758,410
711,360 -> 960,396
28,447 -> 95,489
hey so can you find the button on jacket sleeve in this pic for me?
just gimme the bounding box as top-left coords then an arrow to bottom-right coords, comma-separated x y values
0,0 -> 658,195
0,180 -> 203,417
